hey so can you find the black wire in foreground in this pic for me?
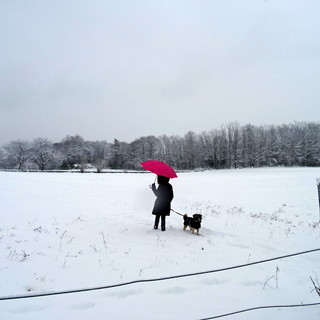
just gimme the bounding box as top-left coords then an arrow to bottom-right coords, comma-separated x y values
0,248 -> 320,301
199,302 -> 320,320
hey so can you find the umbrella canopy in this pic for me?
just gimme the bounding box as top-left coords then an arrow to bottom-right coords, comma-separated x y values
140,160 -> 178,178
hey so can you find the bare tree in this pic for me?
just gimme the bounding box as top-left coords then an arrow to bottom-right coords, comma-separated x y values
1,121 -> 319,171
90,141 -> 111,173
241,124 -> 257,167
30,138 -> 55,171
109,139 -> 130,169
3,140 -> 31,170
56,135 -> 90,172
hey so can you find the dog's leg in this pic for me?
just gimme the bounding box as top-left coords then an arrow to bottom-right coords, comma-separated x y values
196,229 -> 199,236
183,225 -> 187,231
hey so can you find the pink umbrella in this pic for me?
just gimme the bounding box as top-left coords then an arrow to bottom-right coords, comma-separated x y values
140,160 -> 178,178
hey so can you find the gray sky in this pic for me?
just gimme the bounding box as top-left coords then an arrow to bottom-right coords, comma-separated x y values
1,0 -> 319,145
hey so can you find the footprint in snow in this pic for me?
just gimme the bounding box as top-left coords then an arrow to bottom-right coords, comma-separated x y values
199,278 -> 228,286
160,286 -> 186,295
8,303 -> 49,314
107,289 -> 141,299
69,302 -> 96,310
241,280 -> 263,287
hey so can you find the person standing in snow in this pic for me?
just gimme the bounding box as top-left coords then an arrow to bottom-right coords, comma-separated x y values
150,175 -> 174,231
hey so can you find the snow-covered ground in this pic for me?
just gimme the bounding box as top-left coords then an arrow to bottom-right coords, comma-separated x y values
1,167 -> 320,320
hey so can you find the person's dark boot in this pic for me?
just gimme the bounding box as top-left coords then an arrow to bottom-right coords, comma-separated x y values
154,225 -> 158,230
161,226 -> 165,231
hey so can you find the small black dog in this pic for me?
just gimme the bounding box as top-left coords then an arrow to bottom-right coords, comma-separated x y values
183,214 -> 202,235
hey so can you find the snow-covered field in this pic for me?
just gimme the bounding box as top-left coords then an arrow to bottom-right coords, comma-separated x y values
1,167 -> 320,320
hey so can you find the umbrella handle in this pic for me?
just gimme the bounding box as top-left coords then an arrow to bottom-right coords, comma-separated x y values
149,176 -> 158,189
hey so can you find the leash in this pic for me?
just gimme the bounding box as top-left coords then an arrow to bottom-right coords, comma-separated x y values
171,209 -> 185,216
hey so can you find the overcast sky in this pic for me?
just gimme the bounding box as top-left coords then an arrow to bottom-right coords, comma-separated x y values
1,0 -> 319,145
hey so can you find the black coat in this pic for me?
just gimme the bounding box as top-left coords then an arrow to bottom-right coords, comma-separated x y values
151,182 -> 174,216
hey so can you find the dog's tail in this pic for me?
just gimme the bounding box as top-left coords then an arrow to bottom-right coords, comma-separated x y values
171,209 -> 185,217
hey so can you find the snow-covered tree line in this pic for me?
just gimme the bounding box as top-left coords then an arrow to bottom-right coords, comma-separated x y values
0,122 -> 319,171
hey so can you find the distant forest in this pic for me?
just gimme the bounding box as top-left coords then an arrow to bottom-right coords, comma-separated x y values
1,122 -> 320,172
